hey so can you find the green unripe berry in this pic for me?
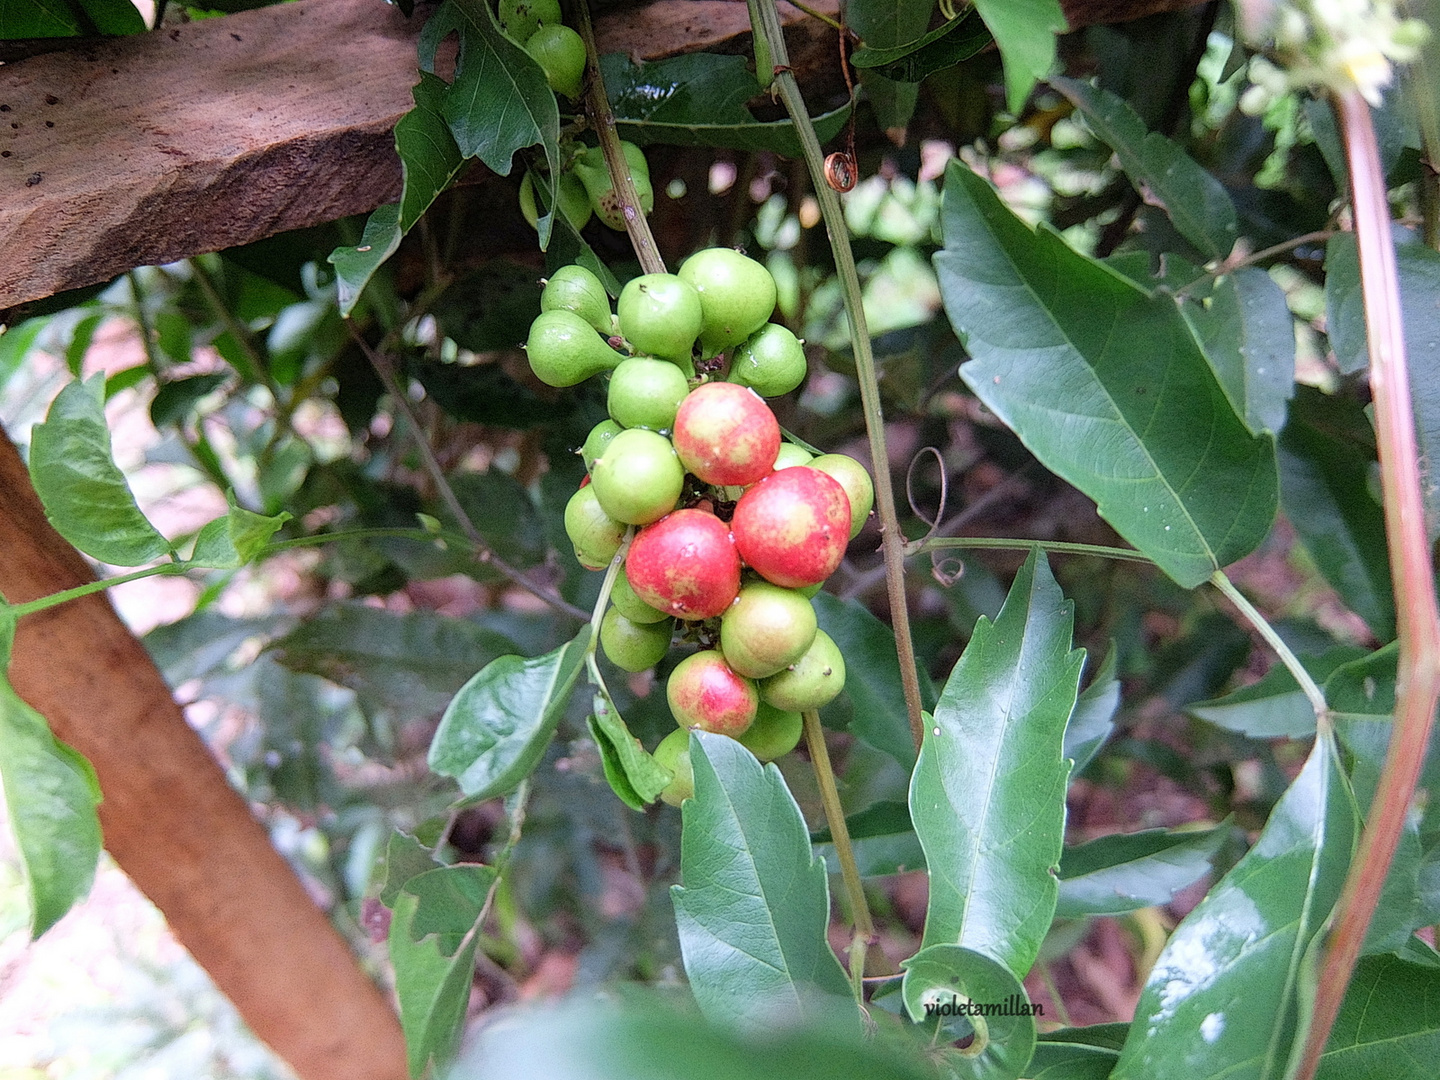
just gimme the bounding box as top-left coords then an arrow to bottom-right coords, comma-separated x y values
729,323 -> 807,398
581,419 -> 623,471
565,483 -> 625,569
542,264 -> 612,335
678,248 -> 778,357
525,309 -> 623,387
600,608 -> 673,672
719,581 -> 818,679
590,428 -> 684,524
607,356 -> 690,431
499,0 -> 561,42
573,143 -> 654,229
617,274 -> 704,364
809,454 -> 874,539
653,728 -> 693,806
519,170 -> 592,233
760,629 -> 845,712
737,702 -> 803,762
610,573 -> 670,624
525,24 -> 586,99
773,442 -> 814,470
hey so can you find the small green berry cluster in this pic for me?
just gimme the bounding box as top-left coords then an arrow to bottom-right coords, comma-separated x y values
499,0 -> 586,99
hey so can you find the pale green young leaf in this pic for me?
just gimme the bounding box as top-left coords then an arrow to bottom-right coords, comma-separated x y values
188,494 -> 290,570
975,0 -> 1065,114
900,944 -> 1038,1080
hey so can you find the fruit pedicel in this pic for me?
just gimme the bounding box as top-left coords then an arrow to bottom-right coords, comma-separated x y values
528,249 -> 876,806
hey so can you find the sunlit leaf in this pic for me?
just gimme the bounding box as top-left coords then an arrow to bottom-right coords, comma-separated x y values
975,0 -> 1065,114
1055,823 -> 1228,917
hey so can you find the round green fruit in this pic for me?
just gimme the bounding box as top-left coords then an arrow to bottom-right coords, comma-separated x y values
719,581 -> 818,679
667,650 -> 758,737
573,143 -> 654,230
519,169 -> 592,234
808,454 -> 874,539
525,24 -> 586,99
607,356 -> 690,431
774,442 -> 814,470
617,274 -> 704,364
498,0 -> 561,42
610,572 -> 670,624
678,247 -> 778,357
542,264 -> 611,335
581,419 -> 623,470
761,629 -> 845,712
737,702 -> 803,762
729,323 -> 807,398
653,728 -> 694,806
600,608 -> 673,672
564,483 -> 626,569
589,428 -> 684,525
525,309 -> 623,387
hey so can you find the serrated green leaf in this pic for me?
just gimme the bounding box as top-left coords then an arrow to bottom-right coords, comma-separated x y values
813,592 -> 934,769
420,0 -> 560,246
602,52 -> 851,155
375,831 -> 439,908
847,0 -> 934,134
188,493 -> 289,570
1055,823 -> 1228,917
330,204 -> 402,318
849,13 -> 993,83
976,0 -> 1064,114
0,618 -> 103,938
1065,645 -> 1119,773
1053,77 -> 1239,261
1279,386 -> 1395,641
1178,267 -> 1295,436
910,549 -> 1083,975
589,690 -> 671,809
427,630 -> 588,801
1316,953 -> 1440,1079
672,732 -> 854,1027
936,162 -> 1278,588
29,375 -> 172,567
900,944 -> 1037,1080
388,862 -> 496,1078
1186,645 -> 1368,739
1111,730 -> 1357,1080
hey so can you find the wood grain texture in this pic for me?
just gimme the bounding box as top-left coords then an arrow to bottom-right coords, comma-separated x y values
0,427 -> 409,1080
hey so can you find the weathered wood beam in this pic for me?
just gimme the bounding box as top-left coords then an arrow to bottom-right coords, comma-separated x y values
0,426 -> 409,1080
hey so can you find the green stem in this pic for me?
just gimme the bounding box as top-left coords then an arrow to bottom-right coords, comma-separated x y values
1209,570 -> 1329,724
802,708 -> 874,1004
573,0 -> 666,277
584,530 -> 632,671
750,0 -> 926,753
265,525 -> 476,554
127,271 -> 162,373
3,563 -> 187,620
781,0 -> 844,31
908,536 -> 1154,563
349,328 -> 589,622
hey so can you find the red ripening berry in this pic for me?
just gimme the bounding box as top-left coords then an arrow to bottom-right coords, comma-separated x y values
625,508 -> 741,620
671,381 -> 781,487
731,466 -> 851,588
667,650 -> 758,737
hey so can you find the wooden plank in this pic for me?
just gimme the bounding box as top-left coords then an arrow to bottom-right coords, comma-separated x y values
0,427 -> 409,1080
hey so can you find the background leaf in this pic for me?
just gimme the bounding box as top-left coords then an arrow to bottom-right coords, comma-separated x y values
1317,953 -> 1440,1078
1064,646 -> 1119,773
588,690 -> 671,810
1111,731 -> 1357,1080
1186,646 -> 1367,739
847,14 -> 993,84
428,631 -> 589,800
1053,77 -> 1239,261
936,162 -> 1278,588
672,732 -> 854,1027
1055,823 -> 1228,917
29,375 -> 172,567
910,549 -> 1083,975
975,0 -> 1065,114
900,944 -> 1037,1080
846,0 -> 935,135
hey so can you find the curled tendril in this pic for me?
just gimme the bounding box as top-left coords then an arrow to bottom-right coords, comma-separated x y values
905,446 -> 948,548
824,152 -> 858,192
931,556 -> 966,588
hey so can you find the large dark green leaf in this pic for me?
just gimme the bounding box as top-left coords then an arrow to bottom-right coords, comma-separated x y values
428,630 -> 589,801
0,0 -> 144,37
813,592 -> 934,769
1317,953 -> 1440,1078
389,863 -> 497,1078
601,53 -> 850,155
900,944 -> 1037,1080
331,73 -> 469,314
1186,646 -> 1368,739
1053,78 -> 1239,262
1055,823 -> 1228,917
848,13 -> 992,83
1111,730 -> 1358,1080
671,732 -> 854,1027
846,0 -> 934,134
974,0 -> 1064,114
29,375 -> 172,567
1279,386 -> 1395,640
936,162 -> 1278,588
0,619 -> 102,938
1178,267 -> 1295,437
910,550 -> 1083,975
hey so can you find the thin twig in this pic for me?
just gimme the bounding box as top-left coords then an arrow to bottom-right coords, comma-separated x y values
751,0 -> 927,752
350,328 -> 588,621
1209,570 -> 1329,723
1294,89 -> 1440,1080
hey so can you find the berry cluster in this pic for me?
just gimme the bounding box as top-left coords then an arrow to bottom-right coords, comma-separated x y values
527,250 -> 875,807
500,0 -> 586,99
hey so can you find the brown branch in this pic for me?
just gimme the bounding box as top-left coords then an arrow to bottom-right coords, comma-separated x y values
0,426 -> 407,1080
